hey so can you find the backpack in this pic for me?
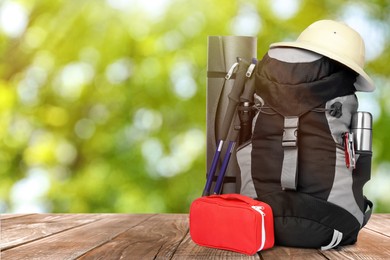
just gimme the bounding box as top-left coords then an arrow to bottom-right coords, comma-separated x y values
237,47 -> 373,249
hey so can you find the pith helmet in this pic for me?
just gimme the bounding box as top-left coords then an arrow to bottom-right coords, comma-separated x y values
270,20 -> 375,92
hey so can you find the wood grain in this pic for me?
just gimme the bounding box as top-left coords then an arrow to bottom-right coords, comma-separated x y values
1,214 -> 153,260
260,246 -> 327,259
78,214 -> 188,259
1,214 -> 103,250
363,214 -> 390,237
1,214 -> 389,260
172,232 -> 261,259
0,214 -> 35,220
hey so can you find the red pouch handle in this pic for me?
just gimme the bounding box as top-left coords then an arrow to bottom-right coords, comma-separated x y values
209,193 -> 259,205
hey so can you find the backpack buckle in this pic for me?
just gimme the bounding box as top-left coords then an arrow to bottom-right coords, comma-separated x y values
282,117 -> 299,147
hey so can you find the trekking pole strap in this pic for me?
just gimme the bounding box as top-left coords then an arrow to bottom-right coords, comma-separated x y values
281,116 -> 299,190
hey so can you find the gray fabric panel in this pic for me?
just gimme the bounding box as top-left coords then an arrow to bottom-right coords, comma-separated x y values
268,47 -> 322,63
327,148 -> 364,226
237,142 -> 257,198
326,95 -> 363,225
325,95 -> 358,145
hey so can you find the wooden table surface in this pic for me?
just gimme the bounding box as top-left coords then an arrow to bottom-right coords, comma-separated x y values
1,213 -> 389,259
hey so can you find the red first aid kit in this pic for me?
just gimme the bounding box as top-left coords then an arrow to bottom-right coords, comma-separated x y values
189,194 -> 274,255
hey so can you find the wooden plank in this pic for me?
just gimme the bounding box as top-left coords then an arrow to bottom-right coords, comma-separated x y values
1,214 -> 104,250
260,246 -> 326,259
1,214 -> 389,259
140,214 -> 189,259
321,222 -> 390,259
363,214 -> 390,237
78,214 -> 188,259
172,232 -> 261,259
0,214 -> 36,220
1,214 -> 153,260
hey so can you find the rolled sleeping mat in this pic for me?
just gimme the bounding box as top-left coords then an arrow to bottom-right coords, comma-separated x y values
207,36 -> 257,194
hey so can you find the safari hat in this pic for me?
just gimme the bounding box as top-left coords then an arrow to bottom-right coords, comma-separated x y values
270,20 -> 375,92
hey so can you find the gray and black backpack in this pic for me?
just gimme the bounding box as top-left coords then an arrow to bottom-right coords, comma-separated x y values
237,47 -> 373,249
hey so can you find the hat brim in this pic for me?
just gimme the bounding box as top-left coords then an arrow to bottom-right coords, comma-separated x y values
270,41 -> 375,92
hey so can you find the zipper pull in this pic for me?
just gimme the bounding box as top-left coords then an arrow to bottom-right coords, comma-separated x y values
251,206 -> 265,216
225,60 -> 239,80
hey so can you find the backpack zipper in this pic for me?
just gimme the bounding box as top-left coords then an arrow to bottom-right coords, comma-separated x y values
251,206 -> 266,251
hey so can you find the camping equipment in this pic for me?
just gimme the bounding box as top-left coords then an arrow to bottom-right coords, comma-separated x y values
238,44 -> 374,249
203,36 -> 257,196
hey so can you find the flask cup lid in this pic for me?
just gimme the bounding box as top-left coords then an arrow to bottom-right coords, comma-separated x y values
352,111 -> 372,129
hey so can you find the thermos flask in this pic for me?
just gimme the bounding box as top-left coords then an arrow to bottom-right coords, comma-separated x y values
351,112 -> 372,152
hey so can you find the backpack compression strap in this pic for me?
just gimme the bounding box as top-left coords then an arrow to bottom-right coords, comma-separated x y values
321,229 -> 343,250
281,116 -> 299,190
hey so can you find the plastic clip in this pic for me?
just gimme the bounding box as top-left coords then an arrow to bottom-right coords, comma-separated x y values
245,59 -> 257,78
225,61 -> 239,80
282,117 -> 298,147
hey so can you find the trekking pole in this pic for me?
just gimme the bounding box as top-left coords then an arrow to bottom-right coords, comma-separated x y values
238,58 -> 257,145
202,60 -> 240,196
202,138 -> 224,196
213,59 -> 257,195
213,138 -> 237,194
202,59 -> 249,196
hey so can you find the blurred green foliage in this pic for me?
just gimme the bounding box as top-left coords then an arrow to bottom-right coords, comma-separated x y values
0,0 -> 389,213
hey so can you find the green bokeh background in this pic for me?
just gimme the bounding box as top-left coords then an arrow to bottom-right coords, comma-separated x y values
1,0 -> 389,213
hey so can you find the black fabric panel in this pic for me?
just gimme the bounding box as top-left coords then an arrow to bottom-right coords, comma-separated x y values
207,71 -> 236,79
273,217 -> 334,248
258,191 -> 361,248
298,109 -> 336,200
255,54 -> 356,116
251,106 -> 336,200
210,176 -> 236,183
352,151 -> 372,212
251,111 -> 284,196
251,53 -> 356,199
